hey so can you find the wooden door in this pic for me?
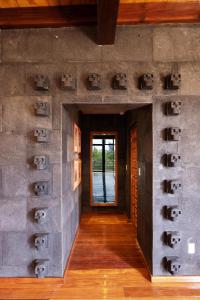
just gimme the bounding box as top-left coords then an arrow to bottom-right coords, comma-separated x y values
130,127 -> 138,228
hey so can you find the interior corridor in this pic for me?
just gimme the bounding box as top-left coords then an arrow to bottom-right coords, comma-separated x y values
1,213 -> 200,299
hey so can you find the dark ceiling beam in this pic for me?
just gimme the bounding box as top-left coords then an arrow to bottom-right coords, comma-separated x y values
0,5 -> 97,29
97,0 -> 120,45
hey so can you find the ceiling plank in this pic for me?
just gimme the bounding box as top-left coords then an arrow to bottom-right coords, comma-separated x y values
118,2 -> 200,24
97,0 -> 120,45
0,5 -> 97,28
0,0 -> 96,8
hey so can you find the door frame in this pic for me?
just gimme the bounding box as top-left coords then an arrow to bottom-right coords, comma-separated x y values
90,131 -> 118,207
130,126 -> 138,227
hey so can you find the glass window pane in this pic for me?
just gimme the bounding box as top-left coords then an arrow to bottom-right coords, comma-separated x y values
91,134 -> 116,205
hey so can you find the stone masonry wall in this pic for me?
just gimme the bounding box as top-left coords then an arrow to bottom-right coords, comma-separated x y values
0,24 -> 200,276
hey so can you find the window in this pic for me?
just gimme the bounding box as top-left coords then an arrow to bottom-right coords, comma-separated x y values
90,132 -> 118,206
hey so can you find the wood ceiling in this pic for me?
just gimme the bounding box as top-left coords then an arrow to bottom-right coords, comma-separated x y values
0,0 -> 200,45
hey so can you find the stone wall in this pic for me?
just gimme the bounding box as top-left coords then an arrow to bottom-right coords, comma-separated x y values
0,24 -> 200,277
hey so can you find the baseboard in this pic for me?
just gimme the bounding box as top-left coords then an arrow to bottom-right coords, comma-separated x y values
0,277 -> 64,285
151,276 -> 200,283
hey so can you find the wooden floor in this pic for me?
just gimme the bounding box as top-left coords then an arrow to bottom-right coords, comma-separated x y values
0,212 -> 200,299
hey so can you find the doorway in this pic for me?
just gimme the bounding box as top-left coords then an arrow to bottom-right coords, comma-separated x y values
63,103 -> 153,276
90,131 -> 118,206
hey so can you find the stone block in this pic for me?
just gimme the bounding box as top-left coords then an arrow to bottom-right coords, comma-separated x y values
2,164 -> 28,197
2,96 -> 52,134
0,64 -> 25,96
2,28 -> 101,62
153,26 -> 200,62
102,26 -> 153,62
180,63 -> 200,95
0,198 -> 27,231
2,232 -> 31,266
0,133 -> 27,165
27,198 -> 61,233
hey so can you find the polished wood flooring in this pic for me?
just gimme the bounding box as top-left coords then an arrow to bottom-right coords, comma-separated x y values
0,212 -> 200,299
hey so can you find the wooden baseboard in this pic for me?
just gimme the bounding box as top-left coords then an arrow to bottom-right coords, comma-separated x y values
151,276 -> 200,283
0,277 -> 64,285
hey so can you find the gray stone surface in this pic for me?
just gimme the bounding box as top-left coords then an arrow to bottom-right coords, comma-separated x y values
102,26 -> 153,61
2,165 -> 28,197
2,232 -> 31,266
153,26 -> 200,62
0,133 -> 27,165
2,28 -> 101,63
0,64 -> 25,96
0,198 -> 27,231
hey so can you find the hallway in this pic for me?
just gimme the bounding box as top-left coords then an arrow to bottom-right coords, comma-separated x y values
0,213 -> 200,299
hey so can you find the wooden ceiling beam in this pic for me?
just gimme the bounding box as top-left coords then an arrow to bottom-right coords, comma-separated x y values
0,2 -> 199,31
0,5 -> 97,29
118,2 -> 200,24
97,0 -> 120,45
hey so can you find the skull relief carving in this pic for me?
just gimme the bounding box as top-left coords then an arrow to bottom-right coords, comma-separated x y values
34,208 -> 48,224
34,233 -> 49,250
34,259 -> 49,278
165,127 -> 181,141
34,101 -> 50,117
87,73 -> 101,90
61,73 -> 76,90
34,75 -> 50,91
164,153 -> 181,167
164,231 -> 181,248
34,181 -> 49,196
34,128 -> 50,143
112,73 -> 127,90
164,205 -> 182,221
165,179 -> 182,194
33,155 -> 49,170
164,256 -> 181,275
165,73 -> 181,90
139,73 -> 154,90
165,101 -> 182,115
